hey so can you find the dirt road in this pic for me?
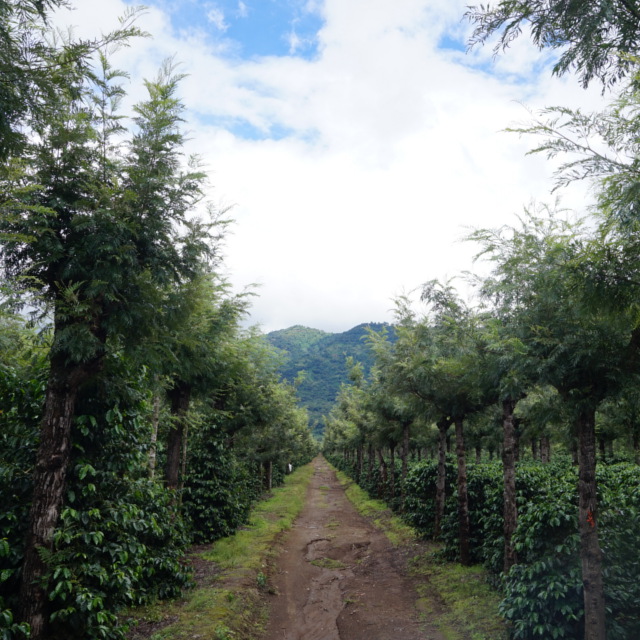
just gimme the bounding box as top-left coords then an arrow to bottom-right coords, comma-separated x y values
262,457 -> 444,640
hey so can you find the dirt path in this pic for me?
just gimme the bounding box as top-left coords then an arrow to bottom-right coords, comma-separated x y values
262,457 -> 445,640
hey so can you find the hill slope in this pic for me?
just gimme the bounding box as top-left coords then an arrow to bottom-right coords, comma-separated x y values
265,323 -> 393,437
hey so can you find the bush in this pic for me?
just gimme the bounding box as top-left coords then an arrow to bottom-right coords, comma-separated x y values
351,448 -> 640,640
183,423 -> 261,543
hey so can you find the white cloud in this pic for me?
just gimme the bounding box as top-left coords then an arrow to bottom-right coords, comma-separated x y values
236,2 -> 248,19
52,0 -> 611,333
206,6 -> 228,31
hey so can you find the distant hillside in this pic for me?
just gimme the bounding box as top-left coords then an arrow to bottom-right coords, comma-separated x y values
265,323 -> 394,438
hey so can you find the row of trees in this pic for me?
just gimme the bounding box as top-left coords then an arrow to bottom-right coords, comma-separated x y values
327,3 -> 640,639
0,2 -> 316,639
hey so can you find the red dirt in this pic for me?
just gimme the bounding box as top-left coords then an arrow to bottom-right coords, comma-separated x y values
262,457 -> 445,640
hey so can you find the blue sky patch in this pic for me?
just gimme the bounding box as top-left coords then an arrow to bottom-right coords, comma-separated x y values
438,33 -> 466,53
194,112 -> 318,142
149,0 -> 323,60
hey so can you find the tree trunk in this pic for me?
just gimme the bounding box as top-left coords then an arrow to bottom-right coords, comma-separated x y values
598,437 -> 606,462
475,445 -> 482,464
179,422 -> 189,494
265,460 -> 273,491
367,443 -> 374,484
401,422 -> 410,507
435,418 -> 449,539
454,417 -> 471,566
389,444 -> 396,501
377,449 -> 388,499
19,356 -> 98,639
356,443 -> 363,482
531,438 -> 539,460
571,436 -> 579,465
577,408 -> 606,640
540,435 -> 551,463
165,382 -> 191,490
633,429 -> 640,464
502,398 -> 518,574
149,391 -> 161,478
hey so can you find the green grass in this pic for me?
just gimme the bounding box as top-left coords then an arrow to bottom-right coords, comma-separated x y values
125,463 -> 314,640
333,468 -> 416,546
410,552 -> 508,640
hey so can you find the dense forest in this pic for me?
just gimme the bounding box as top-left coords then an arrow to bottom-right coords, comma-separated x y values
266,323 -> 394,436
0,3 -> 316,639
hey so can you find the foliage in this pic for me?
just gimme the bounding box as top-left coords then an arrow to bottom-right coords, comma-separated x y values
399,457 -> 640,639
402,458 -> 457,539
465,0 -> 640,88
184,422 -> 261,544
0,332 -> 47,640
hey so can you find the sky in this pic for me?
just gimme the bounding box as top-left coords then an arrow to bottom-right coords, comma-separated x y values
54,0 -> 609,333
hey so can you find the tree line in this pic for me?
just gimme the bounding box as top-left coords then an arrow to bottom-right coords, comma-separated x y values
326,3 -> 640,639
0,3 -> 316,639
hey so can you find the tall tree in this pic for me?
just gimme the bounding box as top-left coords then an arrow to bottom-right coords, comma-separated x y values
160,277 -> 247,492
1,53 -> 216,636
473,208 -> 640,640
371,287 -> 490,564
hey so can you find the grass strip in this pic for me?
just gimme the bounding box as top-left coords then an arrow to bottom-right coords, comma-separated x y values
410,552 -> 507,640
126,462 -> 314,640
333,468 -> 416,546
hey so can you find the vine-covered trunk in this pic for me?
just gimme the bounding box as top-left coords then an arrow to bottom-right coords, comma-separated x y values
165,382 -> 191,490
454,417 -> 470,566
19,353 -> 99,639
502,398 -> 518,574
577,408 -> 606,640
435,418 -> 449,539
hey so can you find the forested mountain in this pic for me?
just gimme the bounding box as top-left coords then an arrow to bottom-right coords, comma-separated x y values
266,323 -> 394,436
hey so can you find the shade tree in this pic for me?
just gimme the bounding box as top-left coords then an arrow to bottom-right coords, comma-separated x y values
0,44 -> 221,635
473,206 -> 640,640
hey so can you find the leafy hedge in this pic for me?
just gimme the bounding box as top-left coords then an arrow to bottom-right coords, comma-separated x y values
183,423 -> 262,544
333,451 -> 640,639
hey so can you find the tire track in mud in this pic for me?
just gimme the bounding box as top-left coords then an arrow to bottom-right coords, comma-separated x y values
262,457 -> 445,640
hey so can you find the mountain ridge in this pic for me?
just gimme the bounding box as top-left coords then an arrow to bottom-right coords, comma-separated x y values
265,322 -> 394,437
